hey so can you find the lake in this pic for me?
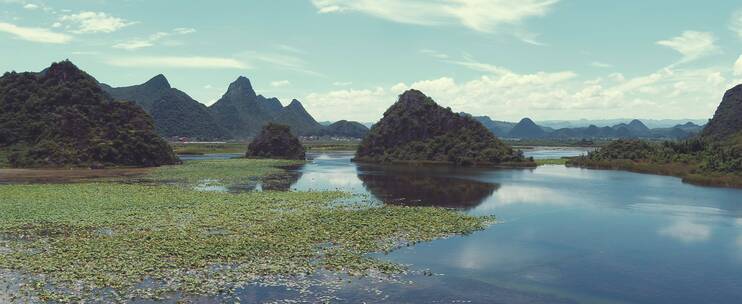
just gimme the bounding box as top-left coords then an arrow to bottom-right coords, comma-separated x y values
227,150 -> 742,303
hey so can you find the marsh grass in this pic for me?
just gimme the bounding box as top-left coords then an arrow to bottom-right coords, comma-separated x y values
170,143 -> 245,155
535,158 -> 568,165
145,158 -> 304,186
0,159 -> 492,302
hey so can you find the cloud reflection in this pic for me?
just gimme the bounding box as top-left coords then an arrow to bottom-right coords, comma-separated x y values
658,218 -> 712,243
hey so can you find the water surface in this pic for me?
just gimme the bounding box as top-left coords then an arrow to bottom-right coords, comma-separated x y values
277,151 -> 742,303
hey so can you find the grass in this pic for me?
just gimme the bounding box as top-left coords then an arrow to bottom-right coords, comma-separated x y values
146,158 -> 304,186
567,158 -> 742,188
304,141 -> 359,151
0,159 -> 492,302
170,141 -> 360,155
170,142 -> 245,155
535,158 -> 569,165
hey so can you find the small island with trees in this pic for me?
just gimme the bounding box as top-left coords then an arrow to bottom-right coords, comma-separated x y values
354,89 -> 533,167
246,123 -> 306,160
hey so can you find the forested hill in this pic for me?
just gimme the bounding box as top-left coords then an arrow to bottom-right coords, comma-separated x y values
355,89 -> 528,166
0,60 -> 179,167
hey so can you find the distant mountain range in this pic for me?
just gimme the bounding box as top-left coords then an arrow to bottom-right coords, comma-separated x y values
465,114 -> 703,140
103,75 -> 368,140
101,75 -> 230,140
537,118 -> 708,129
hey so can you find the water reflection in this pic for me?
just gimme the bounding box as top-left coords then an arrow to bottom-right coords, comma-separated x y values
658,217 -> 712,243
355,164 -> 500,209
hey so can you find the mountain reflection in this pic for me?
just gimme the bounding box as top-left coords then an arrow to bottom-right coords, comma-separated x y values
356,164 -> 499,209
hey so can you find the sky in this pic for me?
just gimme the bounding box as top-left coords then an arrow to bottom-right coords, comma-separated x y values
1,0 -> 742,123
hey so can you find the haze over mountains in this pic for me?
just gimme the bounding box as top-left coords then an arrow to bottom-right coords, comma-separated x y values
468,115 -> 704,140
103,75 -> 369,140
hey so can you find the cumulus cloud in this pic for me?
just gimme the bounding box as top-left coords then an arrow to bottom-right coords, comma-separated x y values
0,22 -> 72,43
22,3 -> 38,10
59,11 -> 136,34
311,0 -> 558,34
656,31 -> 718,64
304,57 -> 731,122
105,56 -> 248,69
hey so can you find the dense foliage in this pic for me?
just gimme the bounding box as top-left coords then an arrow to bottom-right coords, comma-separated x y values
586,140 -> 659,161
355,90 -> 527,166
246,123 -> 306,159
0,61 -> 179,167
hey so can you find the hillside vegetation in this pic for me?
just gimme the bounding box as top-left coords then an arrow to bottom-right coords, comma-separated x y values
0,61 -> 179,167
355,90 -> 530,166
246,123 -> 306,160
569,84 -> 742,187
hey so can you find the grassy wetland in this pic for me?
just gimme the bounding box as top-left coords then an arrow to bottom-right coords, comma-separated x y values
0,158 -> 492,302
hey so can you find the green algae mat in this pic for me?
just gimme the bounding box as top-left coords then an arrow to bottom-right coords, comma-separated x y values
0,159 -> 492,302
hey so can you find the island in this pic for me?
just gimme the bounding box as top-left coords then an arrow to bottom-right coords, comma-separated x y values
355,89 -> 533,166
246,123 -> 306,160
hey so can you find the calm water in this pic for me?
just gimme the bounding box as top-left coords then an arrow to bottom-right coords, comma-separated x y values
270,151 -> 742,304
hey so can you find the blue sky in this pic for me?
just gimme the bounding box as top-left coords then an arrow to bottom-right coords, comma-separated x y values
1,0 -> 741,122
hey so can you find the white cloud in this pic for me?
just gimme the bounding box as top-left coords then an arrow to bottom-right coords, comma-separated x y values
0,22 -> 72,44
270,80 -> 291,87
59,11 -> 135,34
734,54 -> 742,76
304,57 -> 731,122
591,61 -> 613,68
113,28 -> 196,50
731,10 -> 742,39
105,56 -> 248,69
332,81 -> 352,86
23,3 -> 38,10
656,31 -> 718,64
311,0 -> 558,33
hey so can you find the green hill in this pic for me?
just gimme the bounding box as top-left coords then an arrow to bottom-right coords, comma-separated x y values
0,61 -> 179,167
355,89 -> 528,166
246,123 -> 306,160
103,75 -> 230,140
322,120 -> 369,138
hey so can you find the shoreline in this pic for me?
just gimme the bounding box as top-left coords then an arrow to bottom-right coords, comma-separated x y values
351,158 -> 538,168
566,159 -> 742,189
